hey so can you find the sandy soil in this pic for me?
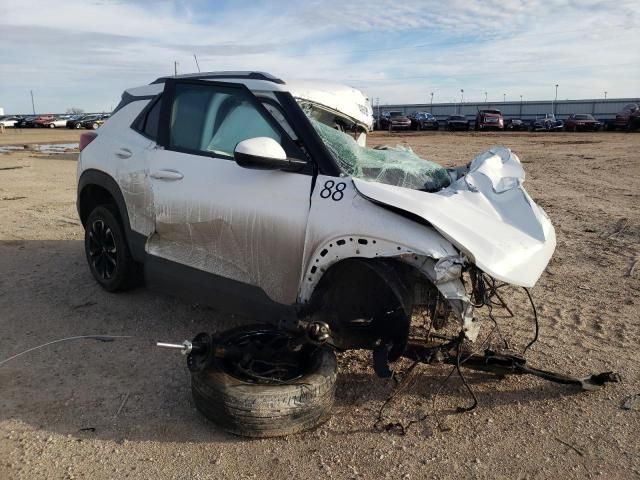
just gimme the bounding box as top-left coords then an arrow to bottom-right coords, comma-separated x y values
0,129 -> 638,479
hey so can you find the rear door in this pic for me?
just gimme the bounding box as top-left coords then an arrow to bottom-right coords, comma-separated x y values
147,79 -> 313,305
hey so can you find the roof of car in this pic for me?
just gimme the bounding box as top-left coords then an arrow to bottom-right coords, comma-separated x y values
151,71 -> 284,85
121,72 -> 373,128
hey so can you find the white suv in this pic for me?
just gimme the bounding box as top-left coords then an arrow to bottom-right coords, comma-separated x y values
77,71 -> 555,350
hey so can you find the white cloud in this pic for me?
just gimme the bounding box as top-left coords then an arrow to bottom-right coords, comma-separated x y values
0,0 -> 638,112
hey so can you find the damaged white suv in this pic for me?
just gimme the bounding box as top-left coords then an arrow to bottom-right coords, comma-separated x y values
77,71 -> 569,436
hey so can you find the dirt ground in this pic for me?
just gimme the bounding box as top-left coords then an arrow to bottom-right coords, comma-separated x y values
0,128 -> 639,479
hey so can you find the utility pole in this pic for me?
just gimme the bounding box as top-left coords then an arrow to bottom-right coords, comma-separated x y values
554,84 -> 559,115
520,95 -> 523,117
193,54 -> 200,73
30,90 -> 36,115
503,93 -> 506,103
604,91 -> 607,100
430,92 -> 434,113
460,89 -> 464,114
174,61 -> 179,76
484,92 -> 487,103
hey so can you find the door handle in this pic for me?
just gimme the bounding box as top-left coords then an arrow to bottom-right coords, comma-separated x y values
150,169 -> 184,181
115,148 -> 132,159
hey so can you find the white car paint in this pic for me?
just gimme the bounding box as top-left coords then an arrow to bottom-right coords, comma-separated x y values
78,72 -> 555,343
353,147 -> 555,287
288,80 -> 374,131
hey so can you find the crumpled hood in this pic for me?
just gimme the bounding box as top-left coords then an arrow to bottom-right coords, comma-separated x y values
353,147 -> 556,287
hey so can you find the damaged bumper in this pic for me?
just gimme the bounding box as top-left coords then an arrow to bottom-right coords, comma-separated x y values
353,147 -> 556,288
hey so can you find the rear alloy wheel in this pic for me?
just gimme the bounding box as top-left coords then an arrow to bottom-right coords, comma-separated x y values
92,123 -> 99,130
84,205 -> 140,292
75,123 -> 82,129
191,324 -> 337,438
49,123 -> 55,128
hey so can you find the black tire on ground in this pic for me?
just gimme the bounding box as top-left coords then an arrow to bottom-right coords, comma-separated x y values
191,325 -> 337,438
84,205 -> 142,292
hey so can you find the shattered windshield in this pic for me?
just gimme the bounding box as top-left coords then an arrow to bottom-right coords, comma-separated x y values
308,117 -> 451,192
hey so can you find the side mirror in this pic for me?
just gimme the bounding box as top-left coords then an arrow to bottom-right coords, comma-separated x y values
234,137 -> 301,171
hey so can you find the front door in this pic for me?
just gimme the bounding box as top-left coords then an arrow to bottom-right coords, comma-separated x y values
147,79 -> 313,304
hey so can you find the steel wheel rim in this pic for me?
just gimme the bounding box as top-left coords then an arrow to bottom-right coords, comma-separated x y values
221,329 -> 313,383
88,219 -> 117,280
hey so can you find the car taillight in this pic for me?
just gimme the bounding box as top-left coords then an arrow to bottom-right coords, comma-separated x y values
79,132 -> 97,152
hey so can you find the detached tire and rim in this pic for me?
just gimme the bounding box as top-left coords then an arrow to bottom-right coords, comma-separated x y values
191,324 -> 337,438
84,205 -> 140,292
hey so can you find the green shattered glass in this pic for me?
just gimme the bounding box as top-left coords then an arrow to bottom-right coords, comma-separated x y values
309,118 -> 450,192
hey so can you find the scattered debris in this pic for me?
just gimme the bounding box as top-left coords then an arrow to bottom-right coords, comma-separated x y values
554,437 -> 585,457
627,258 -> 639,277
71,301 -> 97,310
621,393 -> 640,410
79,427 -> 96,433
1,196 -> 26,201
115,392 -> 130,417
606,218 -> 629,238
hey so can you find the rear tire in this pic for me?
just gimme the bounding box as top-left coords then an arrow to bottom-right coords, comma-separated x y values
84,205 -> 142,292
191,325 -> 337,438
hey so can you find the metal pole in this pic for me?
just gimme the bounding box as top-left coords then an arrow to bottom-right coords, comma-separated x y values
174,61 -> 178,76
484,92 -> 487,103
460,89 -> 464,114
604,91 -> 607,100
193,54 -> 200,73
430,92 -> 433,113
503,93 -> 506,103
519,95 -> 523,117
554,84 -> 558,115
30,90 -> 36,115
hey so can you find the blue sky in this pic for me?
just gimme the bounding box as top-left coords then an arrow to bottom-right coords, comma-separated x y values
1,0 -> 638,113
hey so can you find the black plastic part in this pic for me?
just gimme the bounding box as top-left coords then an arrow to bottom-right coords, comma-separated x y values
187,333 -> 214,373
77,169 -> 147,262
144,254 -> 296,326
151,71 -> 285,85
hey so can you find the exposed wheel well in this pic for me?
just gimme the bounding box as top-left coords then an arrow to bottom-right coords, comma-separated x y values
306,258 -> 418,353
78,184 -> 120,227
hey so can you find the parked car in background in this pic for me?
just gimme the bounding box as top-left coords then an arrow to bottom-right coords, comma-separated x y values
379,111 -> 411,131
612,103 -> 639,130
67,115 -> 92,129
0,116 -> 22,128
629,108 -> 640,131
14,116 -> 36,128
41,116 -> 70,128
564,114 -> 601,132
34,115 -> 56,127
410,112 -> 439,130
505,118 -> 526,131
475,109 -> 504,130
530,114 -> 563,132
446,115 -> 470,131
81,114 -> 110,130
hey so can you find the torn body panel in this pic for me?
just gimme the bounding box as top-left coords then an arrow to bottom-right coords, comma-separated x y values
300,176 -> 479,340
352,147 -> 556,288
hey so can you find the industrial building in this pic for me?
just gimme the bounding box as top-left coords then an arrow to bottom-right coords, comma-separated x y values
375,98 -> 640,122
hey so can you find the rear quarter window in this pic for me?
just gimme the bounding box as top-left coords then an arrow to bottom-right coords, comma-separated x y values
132,95 -> 162,140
